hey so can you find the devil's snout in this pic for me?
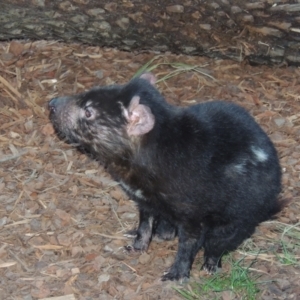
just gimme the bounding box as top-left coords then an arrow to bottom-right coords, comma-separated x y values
49,97 -> 70,114
48,97 -> 60,113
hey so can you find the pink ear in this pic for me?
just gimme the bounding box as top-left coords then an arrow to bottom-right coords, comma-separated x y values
125,96 -> 155,136
139,73 -> 156,86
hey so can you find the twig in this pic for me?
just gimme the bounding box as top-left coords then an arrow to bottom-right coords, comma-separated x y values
0,261 -> 17,268
122,261 -> 137,273
10,190 -> 24,216
0,74 -> 22,98
39,294 -> 76,300
92,232 -> 129,240
24,189 -> 47,209
4,219 -> 32,228
0,150 -> 28,163
8,249 -> 33,272
41,177 -> 70,193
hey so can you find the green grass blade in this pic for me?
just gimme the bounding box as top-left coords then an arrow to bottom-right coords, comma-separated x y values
132,55 -> 162,78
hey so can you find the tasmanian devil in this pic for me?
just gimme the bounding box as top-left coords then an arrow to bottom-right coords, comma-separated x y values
48,73 -> 282,281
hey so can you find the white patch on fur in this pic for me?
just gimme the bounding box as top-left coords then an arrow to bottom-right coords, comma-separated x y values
251,147 -> 268,162
139,216 -> 153,251
234,163 -> 245,174
119,181 -> 130,191
225,160 -> 247,177
149,216 -> 154,227
135,189 -> 144,199
120,181 -> 145,200
85,100 -> 93,107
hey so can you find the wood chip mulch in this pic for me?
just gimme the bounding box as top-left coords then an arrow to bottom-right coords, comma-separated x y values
0,40 -> 299,300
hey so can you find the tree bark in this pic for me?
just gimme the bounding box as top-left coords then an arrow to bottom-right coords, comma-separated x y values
1,0 -> 300,65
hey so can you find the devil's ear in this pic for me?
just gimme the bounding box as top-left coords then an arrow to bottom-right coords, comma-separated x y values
139,73 -> 156,86
123,96 -> 155,136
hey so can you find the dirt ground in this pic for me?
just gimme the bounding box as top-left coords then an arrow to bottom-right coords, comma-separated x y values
0,40 -> 299,300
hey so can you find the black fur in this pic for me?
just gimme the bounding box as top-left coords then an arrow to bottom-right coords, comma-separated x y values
49,75 -> 282,281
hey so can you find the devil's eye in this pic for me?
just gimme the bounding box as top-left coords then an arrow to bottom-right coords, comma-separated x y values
84,107 -> 93,119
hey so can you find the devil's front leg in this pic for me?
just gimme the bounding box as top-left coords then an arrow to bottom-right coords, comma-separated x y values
161,225 -> 204,282
126,215 -> 177,241
125,207 -> 154,252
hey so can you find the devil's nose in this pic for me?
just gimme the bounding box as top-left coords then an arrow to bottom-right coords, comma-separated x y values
48,97 -> 59,112
49,98 -> 58,109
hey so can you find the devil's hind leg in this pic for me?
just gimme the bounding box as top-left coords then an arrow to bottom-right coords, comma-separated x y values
202,222 -> 255,273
